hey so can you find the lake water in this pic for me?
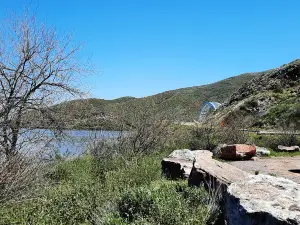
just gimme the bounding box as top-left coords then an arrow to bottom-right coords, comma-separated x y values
53,130 -> 120,156
20,129 -> 120,158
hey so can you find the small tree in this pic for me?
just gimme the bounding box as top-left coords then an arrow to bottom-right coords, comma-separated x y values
0,13 -> 87,200
0,13 -> 85,160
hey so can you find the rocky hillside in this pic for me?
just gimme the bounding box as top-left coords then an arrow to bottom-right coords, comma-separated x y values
52,72 -> 259,130
217,59 -> 300,129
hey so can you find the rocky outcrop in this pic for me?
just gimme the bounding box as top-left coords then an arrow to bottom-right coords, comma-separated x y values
216,59 -> 300,129
213,144 -> 256,160
161,149 -> 212,179
227,59 -> 300,105
162,149 -> 250,188
277,145 -> 300,152
226,174 -> 300,225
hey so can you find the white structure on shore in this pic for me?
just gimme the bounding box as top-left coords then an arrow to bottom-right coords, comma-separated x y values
198,101 -> 222,122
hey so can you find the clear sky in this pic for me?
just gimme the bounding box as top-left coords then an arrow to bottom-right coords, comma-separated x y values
1,0 -> 300,99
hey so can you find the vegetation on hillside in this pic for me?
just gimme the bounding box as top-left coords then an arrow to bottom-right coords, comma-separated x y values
214,60 -> 300,129
50,73 -> 259,130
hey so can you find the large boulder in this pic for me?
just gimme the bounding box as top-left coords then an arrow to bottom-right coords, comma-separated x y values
213,144 -> 256,160
161,149 -> 212,179
226,174 -> 300,225
277,145 -> 300,152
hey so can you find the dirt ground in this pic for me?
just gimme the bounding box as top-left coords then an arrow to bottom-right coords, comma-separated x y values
228,156 -> 300,184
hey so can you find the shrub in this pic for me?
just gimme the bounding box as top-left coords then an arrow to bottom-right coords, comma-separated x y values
245,99 -> 259,108
189,122 -> 219,150
45,163 -> 71,182
218,125 -> 249,145
0,153 -> 45,203
189,119 -> 250,150
41,185 -> 99,224
118,187 -> 158,222
115,181 -> 217,225
103,215 -> 127,225
251,131 -> 300,153
0,183 -> 101,225
271,82 -> 283,93
104,152 -> 163,194
262,97 -> 300,128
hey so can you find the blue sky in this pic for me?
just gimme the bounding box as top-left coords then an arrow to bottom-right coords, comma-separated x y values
1,0 -> 300,99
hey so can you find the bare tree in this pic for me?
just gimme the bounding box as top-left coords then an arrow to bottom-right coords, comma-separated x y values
0,13 -> 85,160
0,13 -> 87,200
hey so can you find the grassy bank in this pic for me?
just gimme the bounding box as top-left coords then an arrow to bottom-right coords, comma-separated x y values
0,149 -> 218,225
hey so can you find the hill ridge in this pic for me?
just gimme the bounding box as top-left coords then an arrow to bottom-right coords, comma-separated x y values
52,71 -> 261,129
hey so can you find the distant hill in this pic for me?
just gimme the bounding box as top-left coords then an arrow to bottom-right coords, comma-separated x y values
51,72 -> 260,130
215,59 -> 300,129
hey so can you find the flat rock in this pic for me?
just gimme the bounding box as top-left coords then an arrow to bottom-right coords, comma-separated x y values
168,149 -> 212,161
188,156 -> 250,189
161,149 -> 212,179
213,144 -> 256,160
255,146 -> 271,156
277,145 -> 300,152
226,174 -> 300,225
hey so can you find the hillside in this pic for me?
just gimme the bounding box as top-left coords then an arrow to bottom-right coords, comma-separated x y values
215,59 -> 300,129
52,72 -> 259,130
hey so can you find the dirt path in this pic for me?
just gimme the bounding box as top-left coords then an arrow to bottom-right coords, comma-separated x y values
228,156 -> 300,184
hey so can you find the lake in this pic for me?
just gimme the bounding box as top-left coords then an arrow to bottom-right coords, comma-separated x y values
54,130 -> 121,155
19,129 -> 121,158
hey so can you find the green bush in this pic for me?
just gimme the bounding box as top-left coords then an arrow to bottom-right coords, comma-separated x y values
102,214 -> 127,225
262,97 -> 300,128
189,124 -> 219,150
152,181 -> 215,225
115,181 -> 215,225
41,185 -> 99,224
0,183 -> 101,225
175,183 -> 210,207
118,187 -> 158,222
189,121 -> 250,150
45,163 -> 71,182
104,153 -> 163,193
252,134 -> 300,150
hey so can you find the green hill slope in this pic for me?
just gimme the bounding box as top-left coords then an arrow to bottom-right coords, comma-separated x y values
215,59 -> 300,129
52,72 -> 259,130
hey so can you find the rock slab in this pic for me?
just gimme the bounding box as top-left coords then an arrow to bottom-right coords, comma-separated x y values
226,174 -> 300,225
277,145 -> 300,152
213,144 -> 256,160
188,156 -> 249,189
161,149 -> 212,179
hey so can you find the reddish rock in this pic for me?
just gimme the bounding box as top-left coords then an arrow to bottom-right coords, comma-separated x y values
213,144 -> 256,160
